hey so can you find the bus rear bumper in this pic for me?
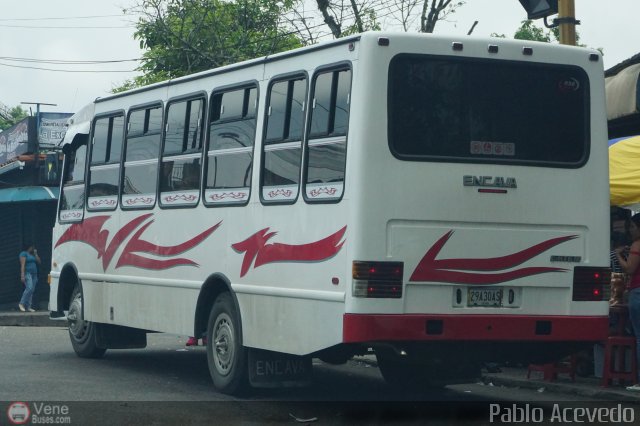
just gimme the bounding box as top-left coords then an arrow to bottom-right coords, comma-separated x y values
343,314 -> 609,343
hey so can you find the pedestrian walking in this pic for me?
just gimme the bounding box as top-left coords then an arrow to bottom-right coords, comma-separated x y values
18,243 -> 41,312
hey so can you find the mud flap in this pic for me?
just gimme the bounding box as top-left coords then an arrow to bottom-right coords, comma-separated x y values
95,324 -> 147,349
248,348 -> 312,388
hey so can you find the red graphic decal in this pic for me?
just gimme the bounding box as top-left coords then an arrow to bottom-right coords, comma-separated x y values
162,194 -> 198,203
117,220 -> 221,269
309,187 -> 338,198
60,211 -> 83,220
267,188 -> 293,198
89,199 -> 117,207
124,196 -> 154,205
410,231 -> 576,284
232,226 -> 347,277
209,192 -> 248,202
55,214 -> 220,271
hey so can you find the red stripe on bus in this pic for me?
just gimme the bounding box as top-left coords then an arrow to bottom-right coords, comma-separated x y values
342,314 -> 608,342
232,226 -> 346,277
409,231 -> 577,284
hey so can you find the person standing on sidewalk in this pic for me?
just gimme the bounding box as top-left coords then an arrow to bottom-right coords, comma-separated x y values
18,243 -> 41,312
615,213 -> 640,391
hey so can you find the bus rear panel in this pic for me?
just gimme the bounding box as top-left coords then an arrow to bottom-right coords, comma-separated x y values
340,34 -> 609,377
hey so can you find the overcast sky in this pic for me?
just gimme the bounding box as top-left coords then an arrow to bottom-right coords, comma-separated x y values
1,0 -> 638,115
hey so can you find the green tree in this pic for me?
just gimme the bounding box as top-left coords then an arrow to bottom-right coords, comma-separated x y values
493,20 -> 588,48
0,106 -> 28,131
114,0 -> 303,92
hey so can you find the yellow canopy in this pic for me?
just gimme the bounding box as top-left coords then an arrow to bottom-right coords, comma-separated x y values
610,135 -> 640,206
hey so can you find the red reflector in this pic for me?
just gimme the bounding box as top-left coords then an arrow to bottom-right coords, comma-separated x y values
572,266 -> 610,301
353,261 -> 404,299
353,261 -> 403,280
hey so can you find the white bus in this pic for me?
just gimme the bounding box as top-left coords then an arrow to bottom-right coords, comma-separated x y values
50,32 -> 611,393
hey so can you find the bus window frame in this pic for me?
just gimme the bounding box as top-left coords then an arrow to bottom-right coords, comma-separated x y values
259,71 -> 309,206
158,91 -> 207,210
87,110 -> 125,212
120,101 -> 164,211
302,62 -> 352,205
386,53 -> 591,168
203,80 -> 259,208
58,136 -> 89,223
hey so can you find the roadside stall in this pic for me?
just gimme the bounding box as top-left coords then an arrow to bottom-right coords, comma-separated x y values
599,135 -> 640,386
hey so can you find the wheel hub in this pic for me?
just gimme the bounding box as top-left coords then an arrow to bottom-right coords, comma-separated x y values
213,314 -> 234,375
68,293 -> 88,341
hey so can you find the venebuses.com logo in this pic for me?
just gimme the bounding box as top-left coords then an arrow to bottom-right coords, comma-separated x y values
7,402 -> 30,425
6,401 -> 71,424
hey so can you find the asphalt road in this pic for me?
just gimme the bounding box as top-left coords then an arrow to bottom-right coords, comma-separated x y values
0,326 -> 630,425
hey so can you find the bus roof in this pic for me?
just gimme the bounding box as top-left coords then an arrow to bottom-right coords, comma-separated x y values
95,34 -> 363,105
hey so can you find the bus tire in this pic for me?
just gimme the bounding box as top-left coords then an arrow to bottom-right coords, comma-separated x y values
206,292 -> 248,394
67,284 -> 106,359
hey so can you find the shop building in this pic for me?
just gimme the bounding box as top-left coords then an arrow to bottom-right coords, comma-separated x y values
0,113 -> 70,308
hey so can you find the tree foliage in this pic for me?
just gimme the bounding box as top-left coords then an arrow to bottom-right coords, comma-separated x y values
494,19 -> 586,48
294,0 -> 464,42
311,0 -> 380,40
113,0 -> 474,92
114,0 -> 303,92
0,106 -> 28,131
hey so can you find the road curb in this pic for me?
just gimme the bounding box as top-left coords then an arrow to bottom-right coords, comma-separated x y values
0,312 -> 64,327
483,373 -> 640,402
354,356 -> 640,402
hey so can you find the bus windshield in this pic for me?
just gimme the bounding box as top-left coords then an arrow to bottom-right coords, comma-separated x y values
388,54 -> 589,167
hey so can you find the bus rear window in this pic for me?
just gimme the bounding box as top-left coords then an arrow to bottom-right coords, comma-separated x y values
388,54 -> 589,167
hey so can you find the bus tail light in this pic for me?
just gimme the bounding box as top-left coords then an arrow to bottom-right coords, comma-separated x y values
352,261 -> 403,298
572,266 -> 610,301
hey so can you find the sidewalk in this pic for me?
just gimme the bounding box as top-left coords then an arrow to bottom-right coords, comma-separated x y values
352,356 -> 640,402
482,366 -> 640,402
0,303 -> 63,327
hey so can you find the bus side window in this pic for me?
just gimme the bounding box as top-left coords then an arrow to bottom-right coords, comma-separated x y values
159,97 -> 204,208
261,76 -> 306,204
204,86 -> 257,206
304,67 -> 351,202
87,115 -> 123,211
59,139 -> 88,222
121,105 -> 163,209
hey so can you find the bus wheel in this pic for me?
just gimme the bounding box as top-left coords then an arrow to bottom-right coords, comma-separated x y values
67,285 -> 106,359
206,293 -> 247,394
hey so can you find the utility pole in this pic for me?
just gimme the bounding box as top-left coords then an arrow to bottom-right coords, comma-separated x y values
557,0 -> 577,46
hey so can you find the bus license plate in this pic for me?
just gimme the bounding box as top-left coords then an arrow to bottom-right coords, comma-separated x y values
467,287 -> 503,307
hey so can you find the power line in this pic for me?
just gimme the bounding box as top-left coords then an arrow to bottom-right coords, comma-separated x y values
0,24 -> 134,29
0,61 -> 136,73
0,56 -> 140,65
0,3 -> 413,75
0,14 -> 126,22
